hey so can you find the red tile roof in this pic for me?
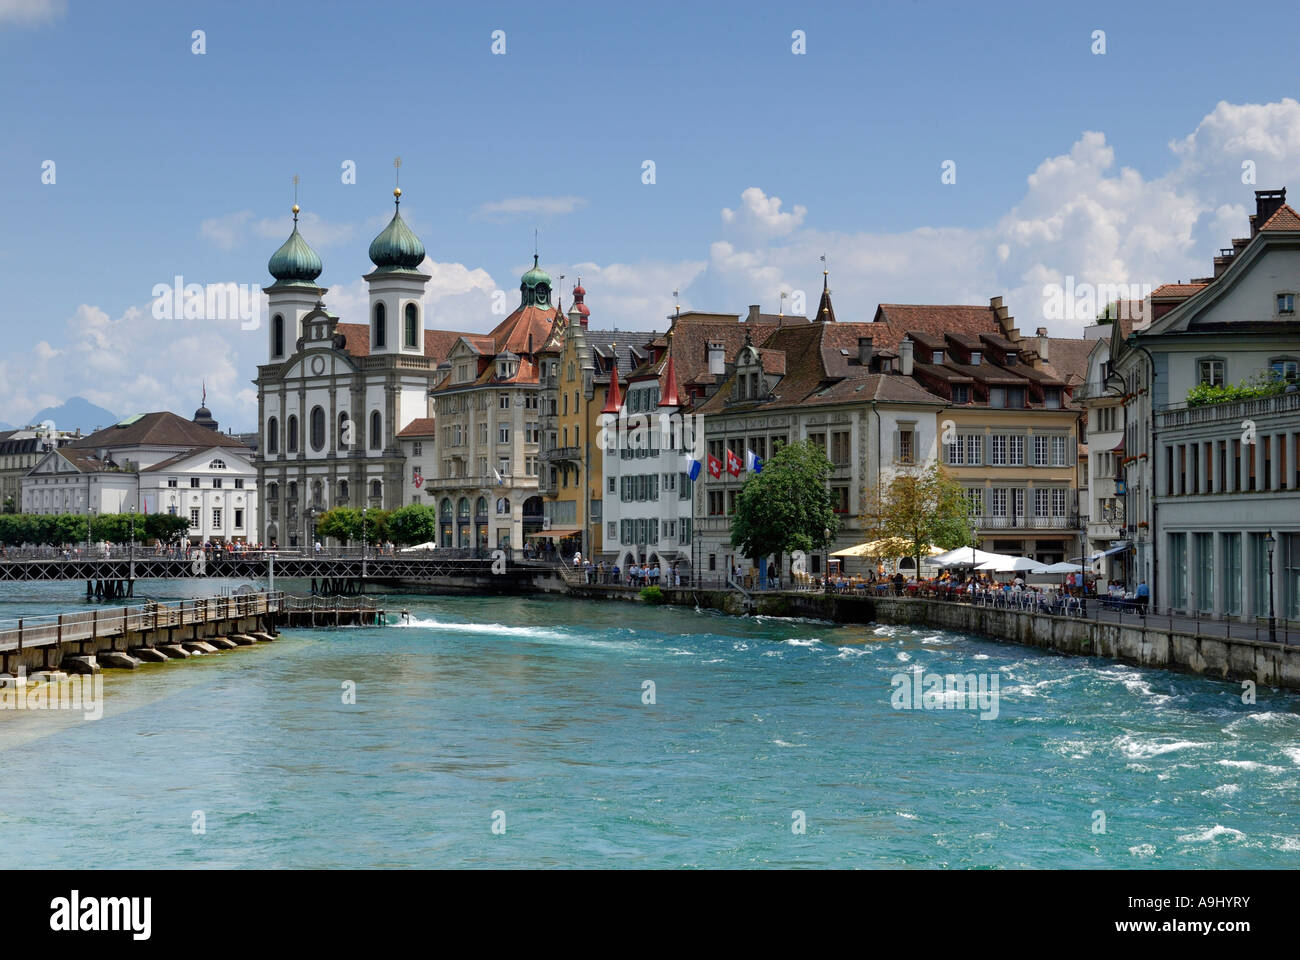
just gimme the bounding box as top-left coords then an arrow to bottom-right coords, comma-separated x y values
1150,283 -> 1207,299
334,323 -> 481,363
1259,203 -> 1300,232
397,418 -> 437,438
871,304 -> 1002,353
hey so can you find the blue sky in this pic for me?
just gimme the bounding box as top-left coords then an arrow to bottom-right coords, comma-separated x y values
2,0 -> 1299,429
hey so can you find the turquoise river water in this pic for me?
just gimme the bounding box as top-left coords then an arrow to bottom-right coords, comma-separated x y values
0,579 -> 1297,868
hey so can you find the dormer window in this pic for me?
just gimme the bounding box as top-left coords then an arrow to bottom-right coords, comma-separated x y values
932,350 -> 944,364
1005,353 -> 1016,365
970,351 -> 982,365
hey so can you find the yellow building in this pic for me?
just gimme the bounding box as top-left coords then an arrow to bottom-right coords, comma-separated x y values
535,283 -> 655,558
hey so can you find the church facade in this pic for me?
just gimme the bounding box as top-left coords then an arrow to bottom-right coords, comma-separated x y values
253,190 -> 471,547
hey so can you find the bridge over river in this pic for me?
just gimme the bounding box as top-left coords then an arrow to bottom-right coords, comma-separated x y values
0,549 -> 552,598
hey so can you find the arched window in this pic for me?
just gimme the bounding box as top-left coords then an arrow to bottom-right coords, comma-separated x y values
339,479 -> 349,502
338,411 -> 351,449
562,394 -> 568,416
309,406 -> 326,451
440,497 -> 453,519
287,481 -> 298,500
475,496 -> 488,517
370,479 -> 382,498
370,411 -> 382,450
372,302 -> 386,348
266,417 -> 279,454
457,497 -> 470,519
267,482 -> 279,501
272,314 -> 285,357
404,303 -> 418,348
311,480 -> 323,506
496,497 -> 510,515
287,415 -> 299,453
208,459 -> 226,470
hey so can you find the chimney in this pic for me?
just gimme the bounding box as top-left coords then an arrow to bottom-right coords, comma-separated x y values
747,305 -> 760,323
1253,188 -> 1286,235
857,336 -> 873,366
707,341 -> 726,375
1036,326 -> 1049,362
899,337 -> 914,376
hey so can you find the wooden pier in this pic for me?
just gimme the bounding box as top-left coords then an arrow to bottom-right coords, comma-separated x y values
0,591 -> 385,676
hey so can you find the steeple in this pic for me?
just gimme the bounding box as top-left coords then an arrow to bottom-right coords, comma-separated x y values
659,332 -> 680,408
364,170 -> 431,355
815,269 -> 837,323
602,347 -> 622,414
569,277 -> 590,327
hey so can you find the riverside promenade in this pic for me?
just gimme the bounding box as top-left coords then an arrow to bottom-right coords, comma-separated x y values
558,574 -> 1300,691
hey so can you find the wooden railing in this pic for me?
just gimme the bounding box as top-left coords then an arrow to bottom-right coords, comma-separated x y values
0,592 -> 284,653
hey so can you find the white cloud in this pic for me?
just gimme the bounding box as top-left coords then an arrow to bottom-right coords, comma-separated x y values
721,187 -> 807,236
475,196 -> 587,219
0,0 -> 65,27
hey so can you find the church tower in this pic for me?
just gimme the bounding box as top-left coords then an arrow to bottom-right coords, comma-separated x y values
365,187 -> 430,355
265,203 -> 324,361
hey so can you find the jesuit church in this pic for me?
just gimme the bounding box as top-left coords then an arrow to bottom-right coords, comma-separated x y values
254,188 -> 563,548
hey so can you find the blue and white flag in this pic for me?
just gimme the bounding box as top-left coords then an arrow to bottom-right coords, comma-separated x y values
745,449 -> 763,473
493,468 -> 505,486
686,456 -> 702,481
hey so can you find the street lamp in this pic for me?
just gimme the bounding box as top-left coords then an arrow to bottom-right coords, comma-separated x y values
823,526 -> 832,594
1265,533 -> 1276,643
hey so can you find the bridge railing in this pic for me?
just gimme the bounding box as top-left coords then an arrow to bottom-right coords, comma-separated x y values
0,591 -> 285,653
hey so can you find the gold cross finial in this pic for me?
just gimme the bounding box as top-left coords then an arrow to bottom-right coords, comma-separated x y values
292,174 -> 300,218
393,157 -> 402,202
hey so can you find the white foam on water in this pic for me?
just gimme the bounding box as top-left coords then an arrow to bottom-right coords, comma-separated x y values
972,653 -> 990,660
1276,837 -> 1300,851
896,811 -> 918,820
1128,843 -> 1157,858
1284,747 -> 1300,766
753,614 -> 834,626
1216,759 -> 1287,773
896,651 -> 911,662
835,645 -> 874,659
700,658 -> 725,664
1114,735 -> 1207,760
783,637 -> 821,647
772,739 -> 805,748
732,641 -> 749,651
1177,825 -> 1245,844
1201,783 -> 1240,797
393,617 -> 569,641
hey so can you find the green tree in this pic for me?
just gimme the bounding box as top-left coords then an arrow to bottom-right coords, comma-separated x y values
387,504 -> 438,546
316,507 -> 361,543
877,463 -> 975,575
145,513 -> 191,544
730,439 -> 839,577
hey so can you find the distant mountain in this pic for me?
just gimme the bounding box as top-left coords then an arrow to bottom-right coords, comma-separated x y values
24,397 -> 119,434
0,421 -> 14,432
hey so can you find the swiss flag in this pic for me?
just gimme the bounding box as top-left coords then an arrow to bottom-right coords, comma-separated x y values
726,449 -> 742,477
413,468 -> 424,489
707,454 -> 723,479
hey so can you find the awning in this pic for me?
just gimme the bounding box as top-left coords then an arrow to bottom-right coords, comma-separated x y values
527,529 -> 582,539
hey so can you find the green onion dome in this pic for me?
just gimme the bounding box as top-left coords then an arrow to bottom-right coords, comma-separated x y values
267,205 -> 323,284
368,188 -> 426,270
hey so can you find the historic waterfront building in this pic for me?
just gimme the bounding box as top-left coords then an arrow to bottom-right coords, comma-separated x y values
22,408 -> 256,543
1109,188 -> 1300,622
536,283 -> 656,559
254,192 -> 473,547
602,336 -> 700,578
894,301 -> 1091,564
422,256 -> 564,551
0,425 -> 79,511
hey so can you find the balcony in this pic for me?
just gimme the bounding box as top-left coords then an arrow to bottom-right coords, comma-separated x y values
1157,389 -> 1300,430
974,515 -> 1080,531
423,475 -> 527,490
541,446 -> 582,463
